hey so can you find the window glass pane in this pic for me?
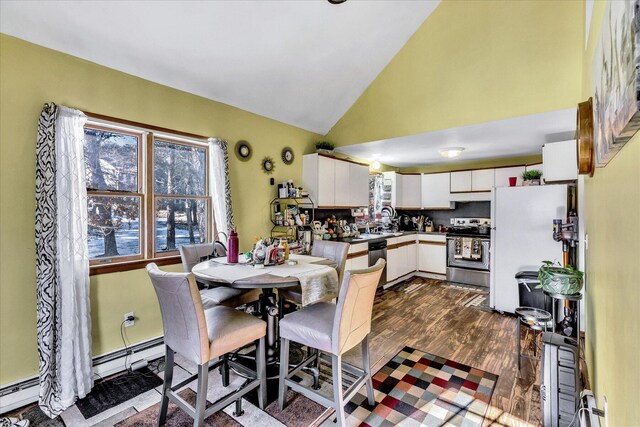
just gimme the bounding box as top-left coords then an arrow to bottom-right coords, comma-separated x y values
84,127 -> 138,192
155,198 -> 208,252
88,196 -> 141,259
154,140 -> 206,196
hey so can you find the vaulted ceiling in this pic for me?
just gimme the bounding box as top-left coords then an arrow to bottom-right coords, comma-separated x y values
0,0 -> 440,135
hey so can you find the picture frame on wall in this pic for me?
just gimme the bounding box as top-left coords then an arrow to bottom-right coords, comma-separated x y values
592,0 -> 640,167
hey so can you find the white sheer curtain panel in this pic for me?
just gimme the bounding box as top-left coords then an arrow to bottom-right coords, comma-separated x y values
35,104 -> 93,417
208,138 -> 235,237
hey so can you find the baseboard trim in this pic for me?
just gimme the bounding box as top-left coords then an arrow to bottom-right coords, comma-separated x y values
0,336 -> 165,414
382,271 -> 446,290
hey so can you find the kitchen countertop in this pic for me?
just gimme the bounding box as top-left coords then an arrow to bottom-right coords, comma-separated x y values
336,230 -> 448,243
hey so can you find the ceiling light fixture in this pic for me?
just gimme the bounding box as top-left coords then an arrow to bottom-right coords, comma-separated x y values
328,0 -> 347,4
371,160 -> 381,170
438,147 -> 465,159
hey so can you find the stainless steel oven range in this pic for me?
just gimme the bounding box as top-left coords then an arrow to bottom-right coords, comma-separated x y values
446,218 -> 491,287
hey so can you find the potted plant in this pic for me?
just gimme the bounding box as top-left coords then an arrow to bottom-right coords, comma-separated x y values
522,169 -> 543,186
537,261 -> 584,295
315,141 -> 335,154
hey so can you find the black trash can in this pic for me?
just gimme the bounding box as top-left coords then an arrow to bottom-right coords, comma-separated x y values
516,271 -> 553,313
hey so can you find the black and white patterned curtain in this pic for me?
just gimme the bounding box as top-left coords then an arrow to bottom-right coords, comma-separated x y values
208,138 -> 235,235
35,103 -> 93,417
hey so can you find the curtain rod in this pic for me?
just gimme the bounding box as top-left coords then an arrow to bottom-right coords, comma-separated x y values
83,111 -> 210,141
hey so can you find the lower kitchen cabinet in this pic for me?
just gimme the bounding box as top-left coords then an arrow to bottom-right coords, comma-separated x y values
418,236 -> 447,275
347,254 -> 369,271
387,235 -> 419,281
387,246 -> 401,281
406,242 -> 417,275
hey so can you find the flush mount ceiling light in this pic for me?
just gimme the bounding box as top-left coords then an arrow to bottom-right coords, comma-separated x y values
328,0 -> 347,4
438,147 -> 465,159
371,160 -> 381,170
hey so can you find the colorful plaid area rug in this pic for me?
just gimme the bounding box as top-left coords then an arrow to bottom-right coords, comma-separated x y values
344,347 -> 498,427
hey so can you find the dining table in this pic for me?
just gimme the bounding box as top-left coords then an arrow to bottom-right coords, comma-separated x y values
191,253 -> 338,377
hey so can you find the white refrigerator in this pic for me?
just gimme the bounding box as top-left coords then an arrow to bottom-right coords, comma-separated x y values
490,185 -> 568,313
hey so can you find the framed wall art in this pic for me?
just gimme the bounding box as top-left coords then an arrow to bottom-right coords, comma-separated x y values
592,0 -> 640,167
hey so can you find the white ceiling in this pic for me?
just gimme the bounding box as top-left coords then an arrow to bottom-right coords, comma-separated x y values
0,0 -> 440,135
336,109 -> 577,167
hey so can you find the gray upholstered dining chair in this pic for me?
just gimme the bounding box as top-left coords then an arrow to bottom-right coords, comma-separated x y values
147,263 -> 267,426
278,240 -> 350,305
277,259 -> 385,427
180,243 -> 261,309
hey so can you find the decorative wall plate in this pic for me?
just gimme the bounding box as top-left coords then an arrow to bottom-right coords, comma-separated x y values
281,147 -> 294,165
235,140 -> 252,161
576,98 -> 595,177
262,156 -> 275,174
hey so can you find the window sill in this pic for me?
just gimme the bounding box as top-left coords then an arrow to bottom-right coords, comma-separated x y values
90,256 -> 181,276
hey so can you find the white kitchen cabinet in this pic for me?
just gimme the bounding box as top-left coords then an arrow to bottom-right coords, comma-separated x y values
421,173 -> 452,209
349,163 -> 370,207
471,169 -> 495,191
417,236 -> 447,275
346,242 -> 369,272
349,254 -> 369,271
494,166 -> 526,187
450,171 -> 472,192
398,174 -> 421,209
406,242 -> 418,275
302,154 -> 369,208
543,140 -> 578,183
387,247 -> 400,281
334,160 -> 350,207
526,163 -> 543,172
303,154 -> 335,207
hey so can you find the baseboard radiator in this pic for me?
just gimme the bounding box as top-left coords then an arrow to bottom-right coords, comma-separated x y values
0,336 -> 164,414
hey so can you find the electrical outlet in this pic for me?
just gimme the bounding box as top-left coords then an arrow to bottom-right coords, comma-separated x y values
603,395 -> 608,427
124,312 -> 135,328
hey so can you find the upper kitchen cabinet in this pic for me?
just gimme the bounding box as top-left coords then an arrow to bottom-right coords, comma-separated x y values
349,162 -> 370,207
303,154 -> 335,206
421,172 -> 453,209
398,173 -> 422,209
333,160 -> 351,206
471,169 -> 495,191
543,140 -> 578,183
494,165 -> 526,187
302,154 -> 369,208
450,171 -> 472,192
450,169 -> 493,201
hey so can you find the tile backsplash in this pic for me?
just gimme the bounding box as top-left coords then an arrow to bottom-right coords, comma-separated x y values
313,201 -> 490,230
397,201 -> 491,228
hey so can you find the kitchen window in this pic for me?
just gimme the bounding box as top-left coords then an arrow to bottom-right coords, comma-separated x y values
84,119 -> 211,270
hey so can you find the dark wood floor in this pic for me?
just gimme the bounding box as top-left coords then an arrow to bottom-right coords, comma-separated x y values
341,276 -> 543,427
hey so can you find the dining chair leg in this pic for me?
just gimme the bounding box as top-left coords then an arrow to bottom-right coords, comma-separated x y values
221,356 -> 230,387
332,354 -> 346,427
257,336 -> 267,410
361,335 -> 375,406
194,362 -> 209,427
278,338 -> 290,411
158,346 -> 174,426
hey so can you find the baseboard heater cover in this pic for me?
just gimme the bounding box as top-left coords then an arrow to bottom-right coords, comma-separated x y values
0,336 -> 164,413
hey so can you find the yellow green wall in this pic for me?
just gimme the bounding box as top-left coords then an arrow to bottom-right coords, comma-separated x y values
0,34 -> 321,386
326,0 -> 583,147
582,2 -> 640,425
